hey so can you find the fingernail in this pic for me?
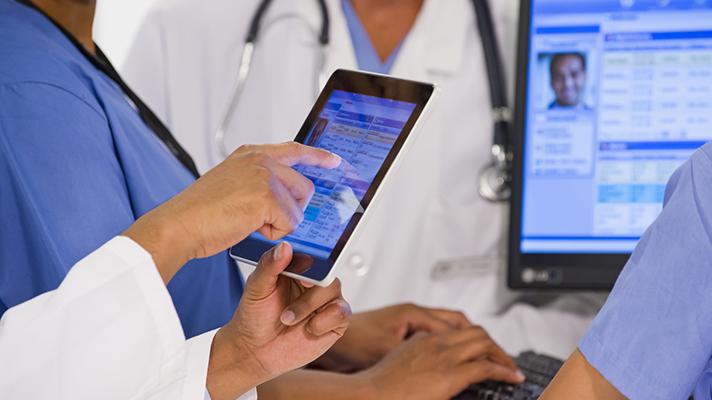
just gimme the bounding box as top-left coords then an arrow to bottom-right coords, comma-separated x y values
280,309 -> 296,325
273,243 -> 284,261
340,301 -> 352,317
331,153 -> 342,166
515,370 -> 526,382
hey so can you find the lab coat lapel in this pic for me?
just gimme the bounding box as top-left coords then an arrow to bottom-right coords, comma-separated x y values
390,0 -> 472,81
323,0 -> 359,75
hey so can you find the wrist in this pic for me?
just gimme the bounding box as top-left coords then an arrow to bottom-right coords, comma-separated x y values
310,339 -> 357,372
207,327 -> 271,400
350,370 -> 380,400
122,212 -> 194,284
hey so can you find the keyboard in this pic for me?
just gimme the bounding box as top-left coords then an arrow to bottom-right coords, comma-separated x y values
453,351 -> 564,400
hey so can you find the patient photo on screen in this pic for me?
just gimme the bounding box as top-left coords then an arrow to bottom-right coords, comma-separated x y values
536,52 -> 596,111
305,118 -> 330,147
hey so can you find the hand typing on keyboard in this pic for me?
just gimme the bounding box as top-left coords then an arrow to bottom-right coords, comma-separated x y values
454,352 -> 564,400
359,327 -> 526,399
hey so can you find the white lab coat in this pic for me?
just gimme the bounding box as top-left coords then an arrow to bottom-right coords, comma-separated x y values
0,237 -> 256,400
123,0 -> 604,359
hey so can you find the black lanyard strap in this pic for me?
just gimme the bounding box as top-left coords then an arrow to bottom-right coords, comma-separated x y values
15,0 -> 200,179
93,47 -> 200,178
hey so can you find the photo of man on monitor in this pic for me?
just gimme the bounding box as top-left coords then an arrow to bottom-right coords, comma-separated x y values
548,52 -> 591,110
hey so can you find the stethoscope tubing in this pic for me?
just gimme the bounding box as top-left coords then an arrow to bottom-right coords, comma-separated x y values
214,0 -> 513,201
214,0 -> 329,159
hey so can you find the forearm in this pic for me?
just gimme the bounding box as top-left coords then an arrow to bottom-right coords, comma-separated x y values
257,369 -> 375,400
311,340 -> 372,373
540,349 -> 624,400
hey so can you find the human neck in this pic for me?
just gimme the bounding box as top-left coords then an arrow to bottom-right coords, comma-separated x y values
349,0 -> 424,62
30,0 -> 96,54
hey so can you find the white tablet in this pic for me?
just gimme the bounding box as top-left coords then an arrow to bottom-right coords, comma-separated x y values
230,69 -> 437,286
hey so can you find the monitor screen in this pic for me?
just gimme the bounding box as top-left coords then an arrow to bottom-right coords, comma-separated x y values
248,89 -> 417,259
520,0 -> 712,255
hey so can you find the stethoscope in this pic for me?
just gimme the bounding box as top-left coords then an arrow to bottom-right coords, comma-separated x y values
214,0 -> 512,202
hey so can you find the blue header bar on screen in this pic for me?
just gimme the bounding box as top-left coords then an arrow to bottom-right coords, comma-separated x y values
330,90 -> 416,110
599,141 -> 709,151
606,30 -> 712,42
535,0 -> 712,14
536,26 -> 601,34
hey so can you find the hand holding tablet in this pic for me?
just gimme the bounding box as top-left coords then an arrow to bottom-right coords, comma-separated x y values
231,69 -> 437,286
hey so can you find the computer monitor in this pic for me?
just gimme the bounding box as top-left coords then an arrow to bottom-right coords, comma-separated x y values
509,0 -> 712,289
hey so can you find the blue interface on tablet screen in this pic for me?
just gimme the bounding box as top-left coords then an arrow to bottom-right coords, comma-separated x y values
250,90 -> 416,258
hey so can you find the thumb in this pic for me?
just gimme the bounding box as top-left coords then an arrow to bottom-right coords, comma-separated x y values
244,242 -> 292,299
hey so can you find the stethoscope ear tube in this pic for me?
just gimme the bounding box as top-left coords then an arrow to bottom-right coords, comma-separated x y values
215,0 -> 330,159
215,42 -> 255,158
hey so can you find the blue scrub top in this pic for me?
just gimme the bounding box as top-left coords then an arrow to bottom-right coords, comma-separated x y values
341,0 -> 403,74
580,143 -> 712,399
0,0 -> 242,338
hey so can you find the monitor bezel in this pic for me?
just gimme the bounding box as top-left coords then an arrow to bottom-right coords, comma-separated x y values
508,0 -> 630,290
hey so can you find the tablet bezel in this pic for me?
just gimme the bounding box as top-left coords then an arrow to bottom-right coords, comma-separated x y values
230,69 -> 435,284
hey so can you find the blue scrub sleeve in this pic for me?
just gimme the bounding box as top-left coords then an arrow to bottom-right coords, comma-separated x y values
0,82 -> 135,314
579,146 -> 712,400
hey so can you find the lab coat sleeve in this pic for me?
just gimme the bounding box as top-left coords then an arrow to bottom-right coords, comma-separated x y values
0,236 -> 233,400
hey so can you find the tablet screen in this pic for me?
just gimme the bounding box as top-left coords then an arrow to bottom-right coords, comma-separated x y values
253,90 -> 417,258
230,69 -> 434,283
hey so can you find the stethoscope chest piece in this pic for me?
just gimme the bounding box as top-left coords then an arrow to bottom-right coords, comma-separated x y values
478,162 -> 511,203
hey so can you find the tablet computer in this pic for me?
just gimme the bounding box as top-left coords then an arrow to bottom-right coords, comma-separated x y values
230,69 -> 437,286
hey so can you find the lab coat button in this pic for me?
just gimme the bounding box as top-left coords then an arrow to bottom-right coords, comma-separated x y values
347,253 -> 369,276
